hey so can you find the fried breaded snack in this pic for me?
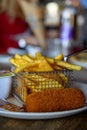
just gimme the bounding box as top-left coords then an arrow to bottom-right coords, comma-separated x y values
25,88 -> 85,112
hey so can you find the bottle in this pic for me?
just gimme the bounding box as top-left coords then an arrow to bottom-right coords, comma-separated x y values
60,0 -> 76,56
43,2 -> 62,58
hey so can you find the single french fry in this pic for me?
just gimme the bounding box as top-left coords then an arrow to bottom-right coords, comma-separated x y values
59,73 -> 68,85
22,55 -> 34,62
52,64 -> 63,70
9,58 -> 19,67
24,78 -> 37,86
54,54 -> 64,60
46,58 -> 54,64
55,60 -> 82,71
14,66 -> 27,73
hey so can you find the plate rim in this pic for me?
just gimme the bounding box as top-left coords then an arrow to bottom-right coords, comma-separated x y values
0,105 -> 87,119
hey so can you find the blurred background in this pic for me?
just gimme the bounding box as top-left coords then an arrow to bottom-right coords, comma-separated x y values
0,0 -> 87,58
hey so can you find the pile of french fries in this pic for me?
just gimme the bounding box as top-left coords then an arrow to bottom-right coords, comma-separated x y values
9,52 -> 82,73
9,52 -> 82,102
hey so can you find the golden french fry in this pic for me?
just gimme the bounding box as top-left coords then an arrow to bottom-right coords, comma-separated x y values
10,56 -> 29,67
14,61 -> 39,73
28,54 -> 35,59
27,79 -> 63,93
59,73 -> 68,86
9,58 -> 19,67
22,55 -> 34,62
36,52 -> 54,64
14,66 -> 27,73
10,52 -> 83,73
25,74 -> 47,82
54,54 -> 64,60
52,64 -> 63,70
24,78 -> 37,86
38,58 -> 53,71
55,60 -> 82,70
34,58 -> 43,64
14,59 -> 28,66
46,58 -> 54,64
35,52 -> 42,59
24,57 -> 54,72
14,54 -> 22,59
24,66 -> 38,72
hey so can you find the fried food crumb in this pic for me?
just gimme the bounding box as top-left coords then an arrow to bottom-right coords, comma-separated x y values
25,88 -> 85,112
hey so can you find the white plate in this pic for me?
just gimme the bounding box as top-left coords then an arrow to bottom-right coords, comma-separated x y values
69,51 -> 87,68
0,82 -> 87,119
0,54 -> 12,63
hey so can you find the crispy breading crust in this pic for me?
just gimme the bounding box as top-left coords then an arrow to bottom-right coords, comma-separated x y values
25,88 -> 85,112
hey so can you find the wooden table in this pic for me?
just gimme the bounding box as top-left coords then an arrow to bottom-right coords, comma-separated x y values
0,110 -> 87,130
